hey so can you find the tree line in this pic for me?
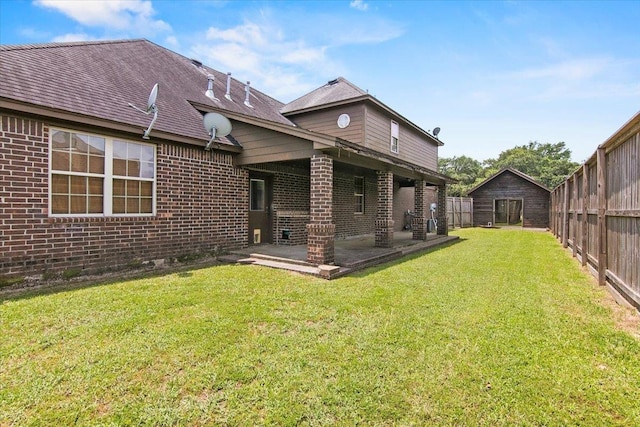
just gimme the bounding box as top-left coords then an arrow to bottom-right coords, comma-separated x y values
438,142 -> 580,197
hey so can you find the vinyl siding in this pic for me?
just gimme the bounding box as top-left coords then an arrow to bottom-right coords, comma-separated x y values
364,105 -> 438,171
233,122 -> 317,165
287,104 -> 365,144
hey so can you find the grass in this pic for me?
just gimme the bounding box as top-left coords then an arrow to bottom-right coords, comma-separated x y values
1,228 -> 639,426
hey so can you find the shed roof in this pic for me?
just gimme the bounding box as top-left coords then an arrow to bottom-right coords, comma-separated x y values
468,167 -> 551,194
0,39 -> 295,147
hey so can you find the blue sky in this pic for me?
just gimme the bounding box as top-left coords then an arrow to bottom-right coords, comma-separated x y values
1,0 -> 639,163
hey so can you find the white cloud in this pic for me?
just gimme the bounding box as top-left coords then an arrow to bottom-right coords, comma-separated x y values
35,0 -> 171,34
350,0 -> 369,11
51,32 -> 96,43
191,19 -> 342,100
510,58 -> 610,81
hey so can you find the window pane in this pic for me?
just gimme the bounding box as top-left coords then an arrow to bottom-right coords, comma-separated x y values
113,179 -> 126,196
70,195 -> 87,213
140,145 -> 154,162
113,197 -> 125,213
88,177 -> 103,195
71,153 -> 88,173
51,174 -> 69,193
113,159 -> 127,176
88,136 -> 105,155
127,180 -> 139,196
113,140 -> 127,159
140,181 -> 153,196
52,130 -> 70,150
52,195 -> 69,214
140,198 -> 152,213
126,198 -> 139,214
250,180 -> 265,211
89,155 -> 104,174
51,151 -> 70,171
140,161 -> 154,178
70,175 -> 86,194
88,196 -> 103,213
127,160 -> 141,177
72,133 -> 89,153
127,143 -> 141,160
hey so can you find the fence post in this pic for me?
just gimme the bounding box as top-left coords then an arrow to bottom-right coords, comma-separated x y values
597,148 -> 607,286
562,180 -> 570,248
572,173 -> 578,258
581,164 -> 588,266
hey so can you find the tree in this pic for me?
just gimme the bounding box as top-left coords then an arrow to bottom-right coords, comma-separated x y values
482,142 -> 579,189
438,155 -> 483,196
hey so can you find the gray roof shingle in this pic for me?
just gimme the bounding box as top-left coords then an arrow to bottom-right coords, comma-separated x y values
0,39 -> 295,145
281,77 -> 367,114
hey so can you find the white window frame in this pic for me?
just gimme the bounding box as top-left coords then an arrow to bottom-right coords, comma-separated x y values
390,120 -> 399,154
49,127 -> 157,218
354,176 -> 365,214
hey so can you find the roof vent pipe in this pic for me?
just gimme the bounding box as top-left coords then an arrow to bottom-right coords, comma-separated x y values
244,81 -> 253,108
225,72 -> 233,101
205,74 -> 219,101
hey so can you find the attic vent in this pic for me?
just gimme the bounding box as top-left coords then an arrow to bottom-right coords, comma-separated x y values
328,78 -> 339,85
191,58 -> 203,67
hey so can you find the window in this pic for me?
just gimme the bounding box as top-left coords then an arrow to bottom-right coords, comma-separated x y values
390,120 -> 399,153
50,129 -> 155,216
354,176 -> 365,214
250,179 -> 265,211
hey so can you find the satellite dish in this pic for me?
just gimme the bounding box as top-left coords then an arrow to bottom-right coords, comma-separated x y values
147,83 -> 159,113
203,112 -> 232,150
128,83 -> 159,139
433,127 -> 441,138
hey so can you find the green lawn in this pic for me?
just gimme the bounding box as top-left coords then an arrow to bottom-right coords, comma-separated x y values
1,229 -> 639,426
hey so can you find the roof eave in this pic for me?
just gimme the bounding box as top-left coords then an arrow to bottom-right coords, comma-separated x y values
0,98 -> 242,153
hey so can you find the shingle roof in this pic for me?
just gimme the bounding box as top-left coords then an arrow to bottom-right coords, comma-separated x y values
0,39 -> 295,145
281,77 -> 368,114
468,167 -> 551,194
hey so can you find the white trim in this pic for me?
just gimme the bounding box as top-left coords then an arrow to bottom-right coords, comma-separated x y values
390,120 -> 399,154
49,127 -> 156,218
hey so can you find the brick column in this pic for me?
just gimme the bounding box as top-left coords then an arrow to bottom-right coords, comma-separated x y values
307,154 -> 335,265
412,179 -> 427,240
437,183 -> 448,235
375,170 -> 394,247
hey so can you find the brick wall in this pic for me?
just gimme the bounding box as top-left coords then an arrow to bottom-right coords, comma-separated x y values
333,163 -> 377,239
254,162 -> 310,245
0,113 -> 248,279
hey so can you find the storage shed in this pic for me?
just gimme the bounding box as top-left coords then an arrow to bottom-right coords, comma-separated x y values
468,167 -> 551,228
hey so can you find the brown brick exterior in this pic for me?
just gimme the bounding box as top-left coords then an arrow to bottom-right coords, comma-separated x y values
307,154 -> 335,264
375,170 -> 394,247
437,183 -> 448,235
333,163 -> 377,239
0,114 -> 248,279
412,180 -> 427,240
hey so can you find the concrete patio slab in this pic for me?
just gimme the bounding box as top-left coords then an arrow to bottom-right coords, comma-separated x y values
227,231 -> 459,279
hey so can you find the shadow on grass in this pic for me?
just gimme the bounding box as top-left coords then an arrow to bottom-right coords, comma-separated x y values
0,260 -> 230,303
344,237 -> 466,279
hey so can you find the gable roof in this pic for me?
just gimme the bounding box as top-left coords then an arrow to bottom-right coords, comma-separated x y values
281,76 -> 443,147
280,77 -> 367,113
0,39 -> 295,148
468,167 -> 551,194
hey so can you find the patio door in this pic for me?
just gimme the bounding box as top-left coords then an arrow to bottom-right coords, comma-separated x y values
248,174 -> 273,244
494,198 -> 523,226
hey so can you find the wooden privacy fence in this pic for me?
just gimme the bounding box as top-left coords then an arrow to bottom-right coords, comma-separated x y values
447,196 -> 473,228
550,112 -> 640,309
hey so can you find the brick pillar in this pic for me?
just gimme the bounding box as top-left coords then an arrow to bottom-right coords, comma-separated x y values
437,183 -> 448,235
307,154 -> 335,265
412,179 -> 427,240
375,170 -> 394,247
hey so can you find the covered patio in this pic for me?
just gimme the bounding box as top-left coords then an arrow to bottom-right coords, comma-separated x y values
227,231 -> 459,279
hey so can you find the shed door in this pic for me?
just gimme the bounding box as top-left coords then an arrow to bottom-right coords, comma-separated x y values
248,175 -> 273,244
494,199 -> 523,226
